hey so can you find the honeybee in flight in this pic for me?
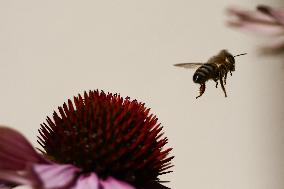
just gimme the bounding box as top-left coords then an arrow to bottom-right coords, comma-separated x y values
174,50 -> 246,99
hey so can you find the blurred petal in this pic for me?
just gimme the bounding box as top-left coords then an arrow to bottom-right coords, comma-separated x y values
227,6 -> 276,23
32,164 -> 80,189
0,183 -> 12,189
100,177 -> 135,189
226,6 -> 284,35
0,180 -> 21,189
0,127 -> 46,170
257,5 -> 284,25
0,171 -> 33,186
227,19 -> 284,35
260,38 -> 284,54
71,173 -> 100,189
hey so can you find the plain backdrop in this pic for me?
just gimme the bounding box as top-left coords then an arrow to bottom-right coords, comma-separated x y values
0,1 -> 283,189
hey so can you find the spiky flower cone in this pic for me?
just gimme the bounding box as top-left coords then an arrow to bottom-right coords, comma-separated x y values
38,90 -> 173,188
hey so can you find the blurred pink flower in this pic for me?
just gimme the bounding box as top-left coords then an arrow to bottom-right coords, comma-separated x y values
0,90 -> 173,189
226,5 -> 284,54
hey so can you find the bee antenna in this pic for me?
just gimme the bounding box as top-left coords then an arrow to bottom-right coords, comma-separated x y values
234,53 -> 247,57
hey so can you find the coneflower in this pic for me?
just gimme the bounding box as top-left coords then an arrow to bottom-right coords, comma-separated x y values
0,90 -> 173,189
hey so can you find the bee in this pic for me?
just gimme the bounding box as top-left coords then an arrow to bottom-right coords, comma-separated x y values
174,49 -> 246,99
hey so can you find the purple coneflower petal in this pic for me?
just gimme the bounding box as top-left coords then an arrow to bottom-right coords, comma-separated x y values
100,177 -> 135,189
32,164 -> 80,189
71,173 -> 100,189
260,37 -> 284,54
0,171 -> 33,186
0,127 -> 45,170
227,19 -> 284,35
226,6 -> 284,35
0,183 -> 12,189
0,127 -> 49,188
257,5 -> 284,25
72,174 -> 136,189
227,6 -> 276,23
0,127 -> 82,189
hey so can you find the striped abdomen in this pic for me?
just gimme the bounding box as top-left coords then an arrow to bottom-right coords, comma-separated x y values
193,63 -> 217,84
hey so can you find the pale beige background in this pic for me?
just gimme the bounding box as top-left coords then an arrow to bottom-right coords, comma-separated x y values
0,1 -> 284,189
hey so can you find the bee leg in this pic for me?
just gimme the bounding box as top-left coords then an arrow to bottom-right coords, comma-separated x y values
214,79 -> 218,88
196,83 -> 206,99
224,72 -> 227,85
230,71 -> 232,76
219,76 -> 227,97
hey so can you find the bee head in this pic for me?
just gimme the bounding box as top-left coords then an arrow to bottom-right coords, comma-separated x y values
225,54 -> 235,71
219,50 -> 236,71
229,51 -> 247,71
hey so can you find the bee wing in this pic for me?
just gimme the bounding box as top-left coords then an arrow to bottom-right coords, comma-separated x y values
173,63 -> 204,69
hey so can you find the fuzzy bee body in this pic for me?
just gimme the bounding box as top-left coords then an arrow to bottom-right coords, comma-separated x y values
174,49 -> 246,99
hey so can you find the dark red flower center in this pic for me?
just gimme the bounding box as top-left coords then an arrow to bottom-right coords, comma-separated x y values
38,90 -> 173,186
